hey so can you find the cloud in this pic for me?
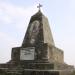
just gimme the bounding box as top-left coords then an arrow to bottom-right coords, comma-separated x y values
0,1 -> 37,30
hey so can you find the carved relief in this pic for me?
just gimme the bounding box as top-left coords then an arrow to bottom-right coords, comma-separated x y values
29,20 -> 40,44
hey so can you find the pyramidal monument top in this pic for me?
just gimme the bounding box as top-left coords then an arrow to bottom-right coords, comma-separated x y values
22,4 -> 55,47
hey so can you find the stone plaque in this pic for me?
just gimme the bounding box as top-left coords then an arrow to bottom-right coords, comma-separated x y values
20,47 -> 35,60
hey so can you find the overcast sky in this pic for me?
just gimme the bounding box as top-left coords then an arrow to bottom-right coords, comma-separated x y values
0,0 -> 75,66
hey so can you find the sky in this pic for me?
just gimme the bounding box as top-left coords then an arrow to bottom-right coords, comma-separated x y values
0,0 -> 75,66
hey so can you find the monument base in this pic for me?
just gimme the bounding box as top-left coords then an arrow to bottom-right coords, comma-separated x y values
23,69 -> 73,75
23,69 -> 59,75
0,61 -> 74,75
0,68 -> 73,75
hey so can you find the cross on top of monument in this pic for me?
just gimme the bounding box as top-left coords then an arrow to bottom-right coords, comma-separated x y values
37,4 -> 42,11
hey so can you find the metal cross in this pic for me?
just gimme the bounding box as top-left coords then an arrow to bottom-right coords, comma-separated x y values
37,4 -> 42,10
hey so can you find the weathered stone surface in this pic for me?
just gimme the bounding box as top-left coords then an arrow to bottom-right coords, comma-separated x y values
22,10 -> 55,47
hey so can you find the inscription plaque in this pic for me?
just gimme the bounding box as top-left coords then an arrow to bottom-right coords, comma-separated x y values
20,47 -> 35,60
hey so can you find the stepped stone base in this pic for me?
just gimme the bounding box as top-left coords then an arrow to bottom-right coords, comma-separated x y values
23,69 -> 73,75
0,68 -> 74,75
0,61 -> 74,75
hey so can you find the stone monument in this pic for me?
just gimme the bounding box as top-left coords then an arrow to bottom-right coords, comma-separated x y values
0,4 -> 74,75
